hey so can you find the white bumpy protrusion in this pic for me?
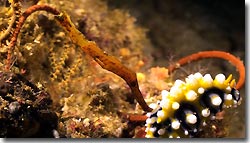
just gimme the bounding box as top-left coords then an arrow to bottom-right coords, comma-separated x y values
210,94 -> 222,106
185,90 -> 197,101
172,102 -> 180,110
215,74 -> 226,84
186,113 -> 197,124
171,120 -> 180,130
201,108 -> 210,117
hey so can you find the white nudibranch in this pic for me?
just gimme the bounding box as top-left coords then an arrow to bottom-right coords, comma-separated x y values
145,72 -> 241,138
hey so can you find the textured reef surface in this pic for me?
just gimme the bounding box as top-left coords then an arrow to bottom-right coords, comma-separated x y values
0,0 -> 245,138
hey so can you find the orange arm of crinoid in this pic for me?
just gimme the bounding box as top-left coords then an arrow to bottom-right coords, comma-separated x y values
168,51 -> 245,90
55,12 -> 152,112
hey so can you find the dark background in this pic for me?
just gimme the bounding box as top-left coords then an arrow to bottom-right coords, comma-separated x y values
105,0 -> 245,65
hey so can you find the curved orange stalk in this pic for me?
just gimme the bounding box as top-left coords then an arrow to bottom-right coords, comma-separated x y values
168,51 -> 245,90
55,12 -> 153,112
5,5 -> 60,71
128,114 -> 148,122
0,0 -> 21,43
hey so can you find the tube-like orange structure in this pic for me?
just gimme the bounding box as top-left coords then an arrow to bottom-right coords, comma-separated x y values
168,51 -> 245,90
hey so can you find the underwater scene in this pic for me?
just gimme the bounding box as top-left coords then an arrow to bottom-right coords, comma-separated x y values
0,0 -> 245,138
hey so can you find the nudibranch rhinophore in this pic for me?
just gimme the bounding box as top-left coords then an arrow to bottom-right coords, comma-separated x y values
145,72 -> 241,138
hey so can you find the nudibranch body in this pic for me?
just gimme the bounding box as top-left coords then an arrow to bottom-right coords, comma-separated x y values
145,72 -> 241,138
